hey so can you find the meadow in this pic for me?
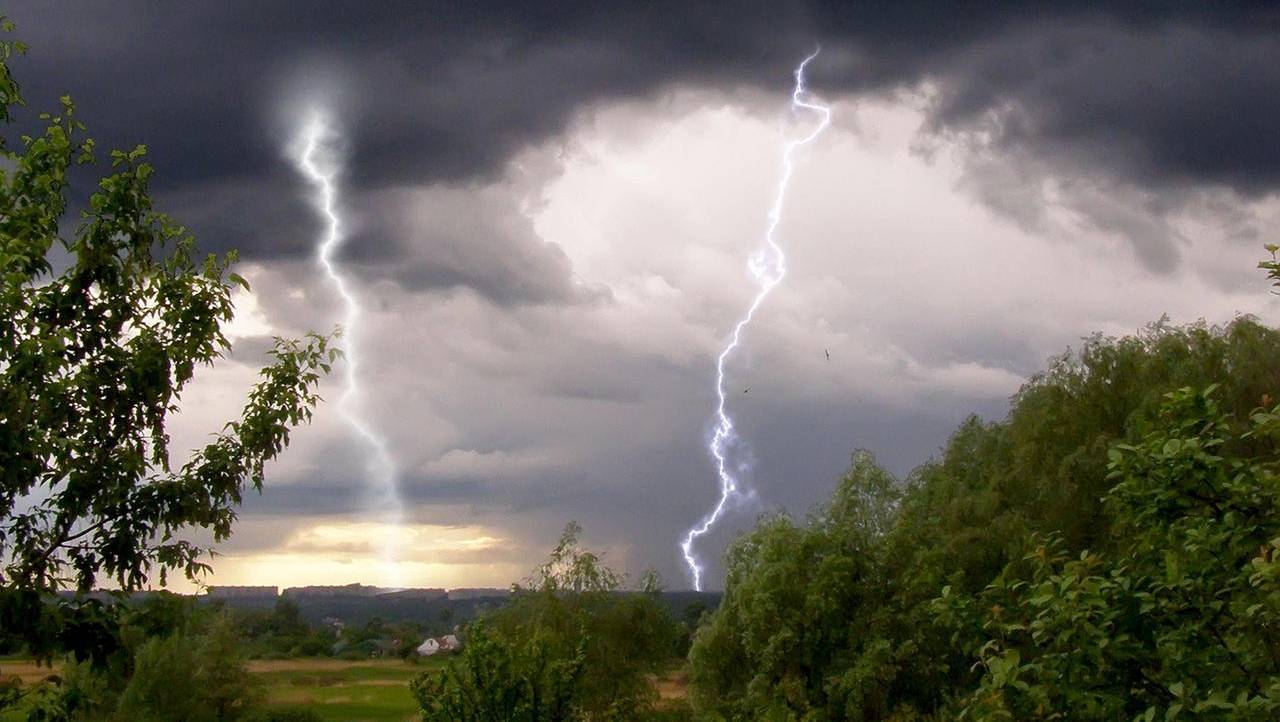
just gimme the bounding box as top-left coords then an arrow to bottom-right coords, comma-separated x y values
2,656 -> 693,722
248,658 -> 434,722
261,659 -> 692,721
0,657 -> 432,722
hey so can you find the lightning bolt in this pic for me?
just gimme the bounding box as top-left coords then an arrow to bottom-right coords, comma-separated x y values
295,110 -> 405,589
680,48 -> 832,591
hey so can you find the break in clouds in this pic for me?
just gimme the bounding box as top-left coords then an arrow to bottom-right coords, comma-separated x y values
8,1 -> 1280,589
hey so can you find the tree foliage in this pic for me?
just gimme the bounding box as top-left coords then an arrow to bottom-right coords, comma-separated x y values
689,452 -> 902,719
951,387 -> 1280,719
411,622 -> 585,722
0,17 -> 332,663
413,523 -> 680,720
689,310 -> 1280,719
113,613 -> 260,722
14,599 -> 263,722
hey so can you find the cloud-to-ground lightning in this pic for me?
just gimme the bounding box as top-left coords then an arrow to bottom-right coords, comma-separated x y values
680,48 -> 832,591
295,111 -> 405,588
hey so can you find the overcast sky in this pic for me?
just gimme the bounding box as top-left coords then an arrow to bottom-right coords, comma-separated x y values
10,2 -> 1280,591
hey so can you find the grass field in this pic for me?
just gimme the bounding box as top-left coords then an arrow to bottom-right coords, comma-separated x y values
0,657 -> 432,722
3,656 -> 691,721
251,657 -> 436,721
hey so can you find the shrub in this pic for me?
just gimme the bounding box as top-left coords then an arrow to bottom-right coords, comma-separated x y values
413,523 -> 680,720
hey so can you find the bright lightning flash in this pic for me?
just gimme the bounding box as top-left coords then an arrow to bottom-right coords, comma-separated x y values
679,48 -> 832,592
295,111 -> 405,588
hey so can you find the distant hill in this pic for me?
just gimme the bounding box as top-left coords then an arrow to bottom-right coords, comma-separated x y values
209,588 -> 721,627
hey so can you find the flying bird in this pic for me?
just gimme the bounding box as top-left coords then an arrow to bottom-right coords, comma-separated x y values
825,349 -> 830,361
743,387 -> 750,394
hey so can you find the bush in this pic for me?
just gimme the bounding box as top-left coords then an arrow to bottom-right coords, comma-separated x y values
413,523 -> 680,720
688,452 -> 901,719
951,387 -> 1280,719
688,316 -> 1280,719
115,614 -> 259,722
411,623 -> 583,721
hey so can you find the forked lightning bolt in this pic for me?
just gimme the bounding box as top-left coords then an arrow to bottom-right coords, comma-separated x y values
295,111 -> 405,587
680,48 -> 832,591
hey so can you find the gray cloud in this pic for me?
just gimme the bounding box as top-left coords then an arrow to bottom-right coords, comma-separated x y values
11,2 -> 1280,590
7,2 -> 1280,280
923,19 -> 1280,194
348,185 -> 601,305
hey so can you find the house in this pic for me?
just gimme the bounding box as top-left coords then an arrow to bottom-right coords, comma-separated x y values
320,617 -> 345,636
416,634 -> 462,657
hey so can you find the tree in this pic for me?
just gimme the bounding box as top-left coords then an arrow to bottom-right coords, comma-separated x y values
1259,244 -> 1280,290
951,387 -> 1280,720
0,17 -> 333,661
410,623 -> 584,722
17,606 -> 263,722
688,452 -> 903,720
413,523 -> 680,720
688,308 -> 1280,718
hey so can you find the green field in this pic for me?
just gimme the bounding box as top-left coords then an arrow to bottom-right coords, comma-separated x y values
251,658 -> 442,722
253,658 -> 692,721
0,657 -> 437,722
3,657 -> 691,721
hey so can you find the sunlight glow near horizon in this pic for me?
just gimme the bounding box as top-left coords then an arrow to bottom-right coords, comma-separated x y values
166,522 -> 521,594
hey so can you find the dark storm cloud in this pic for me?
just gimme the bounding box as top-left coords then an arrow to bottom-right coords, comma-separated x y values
154,171 -> 316,260
346,185 -> 601,305
9,1 -> 1280,590
248,468 -> 593,519
7,2 -> 1279,280
921,19 -> 1280,194
3,2 -> 811,190
3,1 -> 808,302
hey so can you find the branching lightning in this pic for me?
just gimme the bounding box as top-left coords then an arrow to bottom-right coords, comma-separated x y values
295,111 -> 405,588
680,48 -> 832,591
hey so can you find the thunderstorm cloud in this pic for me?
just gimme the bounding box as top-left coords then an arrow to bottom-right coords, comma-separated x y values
9,1 -> 1280,588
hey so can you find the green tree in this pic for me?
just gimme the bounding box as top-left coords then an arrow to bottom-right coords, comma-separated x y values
488,523 -> 677,717
953,387 -> 1280,720
0,16 -> 333,666
879,316 -> 1280,715
112,612 -> 259,722
19,606 -> 261,722
410,622 -> 584,722
689,311 -> 1280,718
688,452 -> 903,720
414,523 -> 680,720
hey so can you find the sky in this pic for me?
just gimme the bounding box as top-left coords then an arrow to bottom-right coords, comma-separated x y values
8,1 -> 1280,591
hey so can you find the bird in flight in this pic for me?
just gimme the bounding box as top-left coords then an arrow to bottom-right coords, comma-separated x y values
743,387 -> 750,394
825,349 -> 830,361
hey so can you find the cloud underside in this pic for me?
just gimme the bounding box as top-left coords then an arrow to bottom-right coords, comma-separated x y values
8,2 -> 1280,284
